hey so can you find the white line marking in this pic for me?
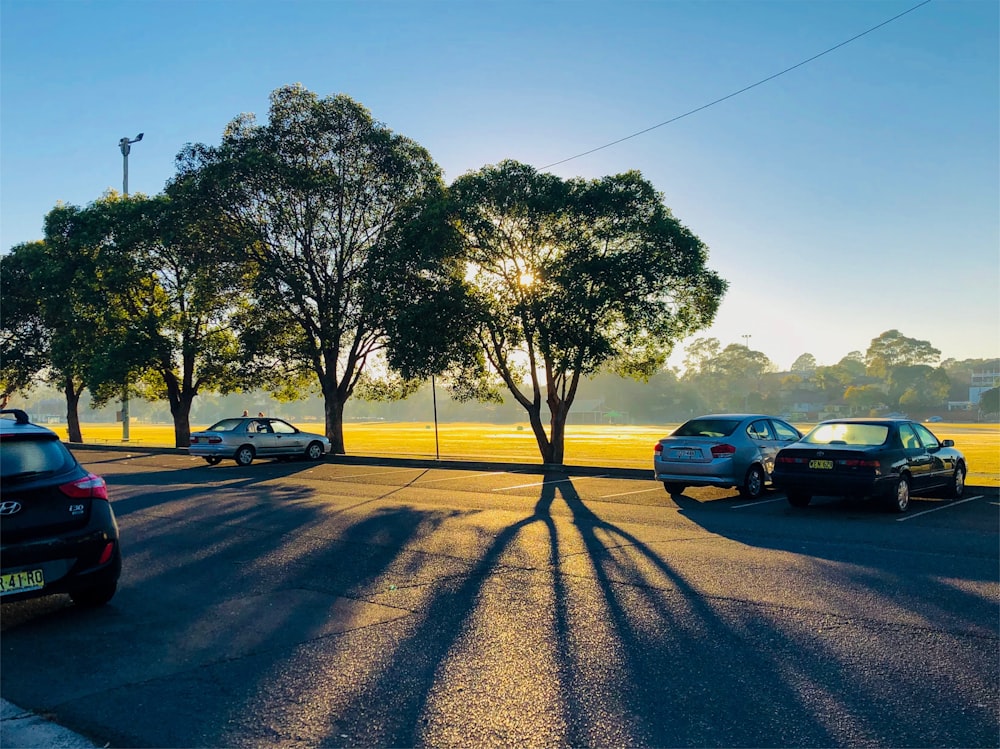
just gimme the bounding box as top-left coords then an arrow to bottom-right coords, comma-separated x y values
602,487 -> 663,498
413,470 -> 525,485
328,468 -> 424,480
732,497 -> 788,509
495,475 -> 608,491
897,495 -> 984,521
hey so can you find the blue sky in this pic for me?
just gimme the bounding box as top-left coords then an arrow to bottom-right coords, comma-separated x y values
2,0 -> 997,371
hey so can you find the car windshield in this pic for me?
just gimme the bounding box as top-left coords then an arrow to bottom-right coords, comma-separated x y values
672,418 -> 740,438
206,419 -> 245,432
0,437 -> 74,481
803,423 -> 889,447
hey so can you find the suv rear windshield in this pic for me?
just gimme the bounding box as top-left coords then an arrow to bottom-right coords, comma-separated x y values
672,419 -> 740,438
0,437 -> 75,482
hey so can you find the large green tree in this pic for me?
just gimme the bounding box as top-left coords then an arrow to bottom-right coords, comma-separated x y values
865,329 -> 940,378
443,161 -> 726,464
98,183 -> 260,447
176,84 -> 451,453
0,243 -> 49,408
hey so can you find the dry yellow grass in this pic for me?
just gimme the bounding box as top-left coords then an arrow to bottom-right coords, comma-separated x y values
51,419 -> 999,486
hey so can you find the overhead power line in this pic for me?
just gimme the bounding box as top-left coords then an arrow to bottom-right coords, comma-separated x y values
540,0 -> 933,170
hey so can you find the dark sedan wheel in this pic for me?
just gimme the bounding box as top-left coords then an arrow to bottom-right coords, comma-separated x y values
235,445 -> 255,467
787,492 -> 811,508
203,456 -> 222,466
947,464 -> 966,499
888,475 -> 910,513
663,482 -> 686,495
739,465 -> 766,499
305,441 -> 325,461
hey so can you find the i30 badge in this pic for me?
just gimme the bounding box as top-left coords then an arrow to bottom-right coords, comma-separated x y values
0,501 -> 23,516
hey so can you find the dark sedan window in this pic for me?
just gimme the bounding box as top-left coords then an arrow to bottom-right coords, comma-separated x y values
913,423 -> 940,450
673,419 -> 740,438
899,424 -> 921,450
804,423 -> 889,446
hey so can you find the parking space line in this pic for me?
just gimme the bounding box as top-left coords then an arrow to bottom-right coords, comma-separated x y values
732,497 -> 787,509
328,468 -> 425,481
897,495 -> 984,521
413,469 -> 525,485
495,475 -> 607,491
602,486 -> 663,499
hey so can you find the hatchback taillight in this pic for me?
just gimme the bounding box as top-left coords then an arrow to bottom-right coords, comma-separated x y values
59,472 -> 108,500
710,444 -> 736,458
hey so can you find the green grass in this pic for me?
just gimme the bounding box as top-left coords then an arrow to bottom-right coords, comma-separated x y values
53,420 -> 1000,486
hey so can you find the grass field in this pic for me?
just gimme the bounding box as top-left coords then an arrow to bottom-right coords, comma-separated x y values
51,420 -> 1000,486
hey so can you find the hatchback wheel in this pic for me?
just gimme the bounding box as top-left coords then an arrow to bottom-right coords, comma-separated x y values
947,464 -> 966,499
235,446 -> 255,467
888,475 -> 910,513
739,465 -> 766,499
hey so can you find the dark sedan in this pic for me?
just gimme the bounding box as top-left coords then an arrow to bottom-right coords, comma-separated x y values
772,418 -> 967,513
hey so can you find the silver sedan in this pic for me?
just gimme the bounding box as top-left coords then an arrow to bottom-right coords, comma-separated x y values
653,414 -> 803,499
189,417 -> 330,466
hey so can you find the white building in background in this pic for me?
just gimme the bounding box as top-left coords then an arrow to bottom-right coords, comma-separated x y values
970,367 -> 1000,404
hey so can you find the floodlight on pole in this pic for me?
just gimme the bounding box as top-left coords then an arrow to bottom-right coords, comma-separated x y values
118,132 -> 143,442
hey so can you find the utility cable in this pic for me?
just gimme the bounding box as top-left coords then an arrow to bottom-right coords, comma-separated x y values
540,0 -> 933,169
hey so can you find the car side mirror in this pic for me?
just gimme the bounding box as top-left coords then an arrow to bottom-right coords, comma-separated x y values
940,439 -> 954,448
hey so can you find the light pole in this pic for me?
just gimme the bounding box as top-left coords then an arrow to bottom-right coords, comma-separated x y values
118,133 -> 142,442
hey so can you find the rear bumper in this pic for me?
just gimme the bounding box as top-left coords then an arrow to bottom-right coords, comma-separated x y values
771,471 -> 894,499
1,503 -> 121,603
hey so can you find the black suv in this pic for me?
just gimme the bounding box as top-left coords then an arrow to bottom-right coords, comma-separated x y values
0,409 -> 121,606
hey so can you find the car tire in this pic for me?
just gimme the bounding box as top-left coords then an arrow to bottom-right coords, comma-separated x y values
235,445 -> 255,467
305,441 -> 325,461
947,463 -> 966,499
204,456 -> 222,466
739,465 -> 766,499
787,492 -> 811,508
70,579 -> 117,607
888,475 -> 910,513
663,482 -> 685,495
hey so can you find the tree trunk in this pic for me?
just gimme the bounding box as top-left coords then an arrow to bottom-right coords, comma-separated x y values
323,379 -> 346,454
526,402 -> 554,464
164,370 -> 197,448
64,375 -> 83,443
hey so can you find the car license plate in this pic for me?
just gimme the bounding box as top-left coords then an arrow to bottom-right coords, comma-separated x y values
809,460 -> 834,470
0,569 -> 45,596
670,449 -> 699,460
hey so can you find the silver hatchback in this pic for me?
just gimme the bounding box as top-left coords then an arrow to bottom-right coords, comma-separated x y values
653,414 -> 802,499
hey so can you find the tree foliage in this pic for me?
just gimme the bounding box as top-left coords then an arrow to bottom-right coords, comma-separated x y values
865,329 -> 940,378
176,84 -> 452,453
445,161 -> 726,463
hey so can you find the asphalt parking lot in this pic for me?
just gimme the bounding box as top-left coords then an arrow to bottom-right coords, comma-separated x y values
2,448 -> 998,748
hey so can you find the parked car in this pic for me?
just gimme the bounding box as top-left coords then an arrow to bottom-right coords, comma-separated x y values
653,414 -> 803,499
772,418 -> 967,513
189,417 -> 331,466
0,409 -> 121,606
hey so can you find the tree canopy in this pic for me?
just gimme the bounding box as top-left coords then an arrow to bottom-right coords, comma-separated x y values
443,160 -> 726,463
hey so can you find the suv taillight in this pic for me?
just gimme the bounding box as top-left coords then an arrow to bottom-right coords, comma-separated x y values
59,472 -> 109,500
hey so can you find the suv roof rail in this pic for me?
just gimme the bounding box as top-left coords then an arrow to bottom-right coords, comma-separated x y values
0,408 -> 30,425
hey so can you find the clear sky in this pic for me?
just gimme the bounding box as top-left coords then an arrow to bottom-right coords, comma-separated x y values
2,0 -> 997,372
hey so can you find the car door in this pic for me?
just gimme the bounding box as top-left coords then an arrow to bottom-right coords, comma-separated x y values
913,423 -> 954,488
246,419 -> 277,456
898,422 -> 933,491
268,419 -> 304,455
747,419 -> 780,475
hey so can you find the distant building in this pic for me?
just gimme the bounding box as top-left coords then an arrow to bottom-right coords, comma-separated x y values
970,367 -> 1000,404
